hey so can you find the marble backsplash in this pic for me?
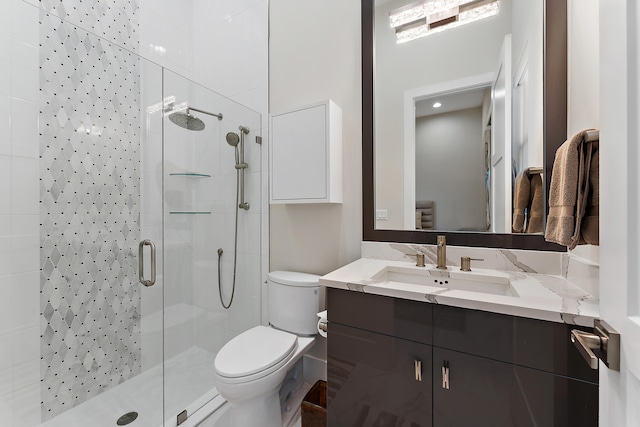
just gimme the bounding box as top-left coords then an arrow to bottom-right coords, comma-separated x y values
361,241 -> 599,298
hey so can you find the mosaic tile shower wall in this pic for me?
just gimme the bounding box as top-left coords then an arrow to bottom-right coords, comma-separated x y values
39,0 -> 139,51
38,10 -> 141,420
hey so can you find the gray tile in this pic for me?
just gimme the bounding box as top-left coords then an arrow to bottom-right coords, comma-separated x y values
40,9 -> 141,420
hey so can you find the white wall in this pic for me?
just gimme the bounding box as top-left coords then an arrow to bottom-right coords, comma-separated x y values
567,0 -> 600,265
415,108 -> 486,231
269,0 -> 362,275
568,0 -> 600,138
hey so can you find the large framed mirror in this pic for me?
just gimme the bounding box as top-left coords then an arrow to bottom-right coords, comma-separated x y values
362,0 -> 567,250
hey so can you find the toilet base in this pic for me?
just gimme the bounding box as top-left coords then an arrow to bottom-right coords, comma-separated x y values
215,333 -> 317,427
229,389 -> 282,427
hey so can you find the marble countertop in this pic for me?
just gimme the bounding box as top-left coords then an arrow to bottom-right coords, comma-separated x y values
320,258 -> 600,327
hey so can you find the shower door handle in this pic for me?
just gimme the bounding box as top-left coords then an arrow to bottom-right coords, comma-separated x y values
139,239 -> 156,287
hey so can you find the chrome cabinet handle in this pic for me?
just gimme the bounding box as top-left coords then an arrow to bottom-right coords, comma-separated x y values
442,361 -> 450,389
570,329 -> 600,369
138,239 -> 156,287
571,320 -> 620,371
414,360 -> 422,381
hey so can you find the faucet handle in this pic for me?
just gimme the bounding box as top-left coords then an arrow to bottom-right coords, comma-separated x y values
414,253 -> 426,267
460,257 -> 484,272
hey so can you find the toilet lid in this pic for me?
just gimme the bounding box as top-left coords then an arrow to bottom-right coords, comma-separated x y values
214,326 -> 297,378
268,271 -> 320,287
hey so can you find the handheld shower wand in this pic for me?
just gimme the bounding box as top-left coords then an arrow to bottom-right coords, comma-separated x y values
225,129 -> 249,210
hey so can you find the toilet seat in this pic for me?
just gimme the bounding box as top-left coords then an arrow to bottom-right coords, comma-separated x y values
214,326 -> 298,384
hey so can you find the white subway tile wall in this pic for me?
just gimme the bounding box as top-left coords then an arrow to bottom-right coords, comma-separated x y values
0,0 -> 41,425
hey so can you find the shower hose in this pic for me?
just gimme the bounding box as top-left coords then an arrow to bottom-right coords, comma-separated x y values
216,168 -> 240,309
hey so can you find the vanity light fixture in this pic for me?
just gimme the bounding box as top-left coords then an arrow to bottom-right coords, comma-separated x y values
389,0 -> 500,44
433,102 -> 442,108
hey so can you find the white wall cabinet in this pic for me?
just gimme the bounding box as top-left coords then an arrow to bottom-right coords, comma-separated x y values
270,100 -> 342,204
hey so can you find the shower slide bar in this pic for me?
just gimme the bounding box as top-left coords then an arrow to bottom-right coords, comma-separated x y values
238,125 -> 250,210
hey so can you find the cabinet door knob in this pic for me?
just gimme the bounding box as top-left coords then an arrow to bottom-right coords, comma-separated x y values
442,361 -> 450,389
414,359 -> 422,381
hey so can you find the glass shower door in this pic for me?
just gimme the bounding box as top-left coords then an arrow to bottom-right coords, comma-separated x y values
161,69 -> 263,424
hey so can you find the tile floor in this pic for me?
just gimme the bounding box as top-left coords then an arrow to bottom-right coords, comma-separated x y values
40,346 -> 218,427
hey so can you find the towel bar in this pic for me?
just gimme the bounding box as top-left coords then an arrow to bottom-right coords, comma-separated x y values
585,130 -> 599,142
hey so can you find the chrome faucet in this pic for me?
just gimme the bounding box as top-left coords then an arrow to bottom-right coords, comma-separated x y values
436,235 -> 447,269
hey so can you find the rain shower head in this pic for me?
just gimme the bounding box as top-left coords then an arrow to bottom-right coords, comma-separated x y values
226,132 -> 240,147
167,106 -> 223,131
169,111 -> 206,131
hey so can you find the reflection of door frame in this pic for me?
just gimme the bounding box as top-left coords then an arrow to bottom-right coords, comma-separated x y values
490,36 -> 513,234
402,73 -> 494,230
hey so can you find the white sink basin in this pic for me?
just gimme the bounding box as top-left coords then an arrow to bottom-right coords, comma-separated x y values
371,266 -> 519,297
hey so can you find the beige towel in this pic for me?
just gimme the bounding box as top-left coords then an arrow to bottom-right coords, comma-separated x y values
581,142 -> 599,245
526,173 -> 544,234
512,170 -> 531,233
545,130 -> 598,249
416,200 -> 435,230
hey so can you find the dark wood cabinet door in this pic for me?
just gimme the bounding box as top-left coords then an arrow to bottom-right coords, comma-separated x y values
433,348 -> 516,427
512,365 -> 598,427
432,347 -> 599,427
328,323 -> 432,427
514,316 -> 598,383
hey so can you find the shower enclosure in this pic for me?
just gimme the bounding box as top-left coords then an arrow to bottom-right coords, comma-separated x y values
32,10 -> 263,427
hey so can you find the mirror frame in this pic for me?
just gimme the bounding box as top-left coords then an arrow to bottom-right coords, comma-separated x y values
362,0 -> 567,251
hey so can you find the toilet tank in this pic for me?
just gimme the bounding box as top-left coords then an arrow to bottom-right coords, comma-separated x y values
268,271 -> 321,336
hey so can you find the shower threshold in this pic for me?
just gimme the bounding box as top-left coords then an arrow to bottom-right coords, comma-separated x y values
39,346 -> 219,427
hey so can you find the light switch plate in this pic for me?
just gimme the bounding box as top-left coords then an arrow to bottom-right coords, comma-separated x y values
376,209 -> 388,220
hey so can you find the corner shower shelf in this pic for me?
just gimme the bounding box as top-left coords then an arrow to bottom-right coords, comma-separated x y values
169,172 -> 211,178
169,211 -> 211,215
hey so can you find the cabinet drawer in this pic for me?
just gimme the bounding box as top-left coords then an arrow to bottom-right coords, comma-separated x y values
328,288 -> 432,344
433,305 -> 514,364
327,323 -> 432,427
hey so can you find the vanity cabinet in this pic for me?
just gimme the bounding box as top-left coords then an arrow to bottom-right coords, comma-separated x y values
327,289 -> 433,427
327,288 -> 598,427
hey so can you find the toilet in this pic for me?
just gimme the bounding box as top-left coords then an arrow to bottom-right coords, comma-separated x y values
213,271 -> 321,427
